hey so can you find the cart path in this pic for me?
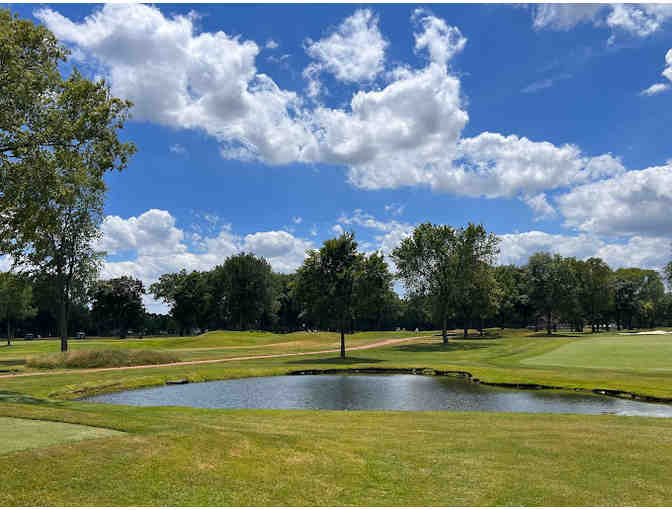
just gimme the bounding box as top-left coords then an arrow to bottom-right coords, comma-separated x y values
0,335 -> 432,379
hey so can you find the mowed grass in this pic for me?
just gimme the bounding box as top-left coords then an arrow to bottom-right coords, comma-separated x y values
0,329 -> 429,371
522,333 -> 672,371
1,402 -> 672,506
0,416 -> 124,454
2,328 -> 672,505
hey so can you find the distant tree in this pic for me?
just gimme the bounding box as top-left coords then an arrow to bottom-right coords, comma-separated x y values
150,270 -> 210,336
354,252 -> 395,331
392,223 -> 456,343
526,253 -> 574,335
295,232 -> 361,357
219,253 -> 274,330
0,272 -> 36,344
451,224 -> 500,337
0,10 -> 136,351
272,273 -> 302,332
612,268 -> 665,329
494,265 -> 532,328
91,276 -> 146,338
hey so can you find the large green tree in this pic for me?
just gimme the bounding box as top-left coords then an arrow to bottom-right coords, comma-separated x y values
392,223 -> 456,343
295,232 -> 361,358
150,270 -> 210,336
91,276 -> 146,338
0,271 -> 36,345
525,253 -> 575,335
0,10 -> 136,351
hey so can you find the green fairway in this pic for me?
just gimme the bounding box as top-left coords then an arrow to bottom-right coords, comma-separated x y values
0,416 -> 124,454
2,328 -> 672,505
521,333 -> 672,371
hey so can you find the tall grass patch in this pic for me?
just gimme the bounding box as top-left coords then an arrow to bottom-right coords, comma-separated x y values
26,349 -> 180,369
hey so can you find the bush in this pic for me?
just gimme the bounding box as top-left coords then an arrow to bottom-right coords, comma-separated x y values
26,349 -> 180,369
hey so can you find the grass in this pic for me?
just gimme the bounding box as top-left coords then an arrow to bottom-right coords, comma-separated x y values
0,416 -> 124,454
1,328 -> 672,505
26,349 -> 180,369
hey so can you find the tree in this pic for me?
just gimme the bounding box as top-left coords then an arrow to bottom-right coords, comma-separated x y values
150,270 -> 210,336
392,223 -> 456,343
295,232 -> 361,358
218,253 -> 275,330
354,252 -> 395,331
0,10 -> 136,351
91,276 -> 146,338
0,271 -> 36,345
525,253 -> 574,335
450,223 -> 501,337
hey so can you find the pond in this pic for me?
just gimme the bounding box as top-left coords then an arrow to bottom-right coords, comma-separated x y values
84,374 -> 672,417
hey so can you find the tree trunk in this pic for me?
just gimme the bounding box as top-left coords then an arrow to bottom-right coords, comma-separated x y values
340,317 -> 346,358
546,311 -> 552,335
442,314 -> 448,344
59,295 -> 68,352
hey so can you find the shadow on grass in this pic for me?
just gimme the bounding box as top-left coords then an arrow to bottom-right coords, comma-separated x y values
0,359 -> 27,366
0,391 -> 51,405
289,356 -> 383,365
393,342 -> 491,353
527,333 -> 583,338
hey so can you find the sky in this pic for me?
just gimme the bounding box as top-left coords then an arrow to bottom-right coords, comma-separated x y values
4,2 -> 672,313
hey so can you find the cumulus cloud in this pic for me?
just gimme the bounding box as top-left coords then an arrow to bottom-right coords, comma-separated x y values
556,163 -> 672,237
35,4 -> 317,166
265,39 -> 279,49
303,9 -> 388,97
98,209 -> 313,312
522,193 -> 557,221
412,8 -> 467,65
642,49 -> 672,96
338,209 -> 413,256
36,5 -> 638,203
532,4 -> 605,31
532,4 -> 672,39
499,231 -> 671,272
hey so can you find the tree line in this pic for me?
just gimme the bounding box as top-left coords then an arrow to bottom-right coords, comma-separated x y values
3,224 -> 672,351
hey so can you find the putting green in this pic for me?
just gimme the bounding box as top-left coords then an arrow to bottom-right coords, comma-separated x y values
521,334 -> 672,371
0,417 -> 124,454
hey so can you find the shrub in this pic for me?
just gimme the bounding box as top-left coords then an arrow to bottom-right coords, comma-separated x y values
26,349 -> 180,369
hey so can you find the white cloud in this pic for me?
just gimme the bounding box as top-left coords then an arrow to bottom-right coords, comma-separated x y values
532,4 -> 672,38
641,83 -> 670,96
522,193 -> 557,221
243,231 -> 312,273
412,9 -> 467,65
265,39 -> 279,49
556,163 -> 672,237
606,4 -> 672,38
35,4 -> 317,166
292,216 -> 303,224
521,73 -> 572,94
37,5 -> 641,204
337,210 -> 413,256
169,143 -> 187,155
384,203 -> 405,216
331,224 -> 345,236
303,8 -> 388,97
498,231 -> 671,271
642,49 -> 672,96
532,4 -> 605,31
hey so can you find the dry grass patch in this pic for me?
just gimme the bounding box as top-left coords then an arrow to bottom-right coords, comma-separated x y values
26,349 -> 180,369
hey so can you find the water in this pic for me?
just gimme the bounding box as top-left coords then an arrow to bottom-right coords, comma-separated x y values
84,375 -> 672,417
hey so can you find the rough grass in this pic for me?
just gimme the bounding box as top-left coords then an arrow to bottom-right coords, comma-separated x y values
26,349 -> 180,369
0,403 -> 671,506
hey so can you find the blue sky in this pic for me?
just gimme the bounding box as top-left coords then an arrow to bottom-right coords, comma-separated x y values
4,3 -> 672,311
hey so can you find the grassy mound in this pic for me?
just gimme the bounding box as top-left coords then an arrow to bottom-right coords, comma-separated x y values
26,349 -> 180,369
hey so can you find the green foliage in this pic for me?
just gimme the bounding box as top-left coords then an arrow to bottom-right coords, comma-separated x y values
0,9 -> 136,351
91,276 -> 146,338
0,271 -> 36,343
525,252 -> 575,334
26,349 -> 179,369
393,222 -> 500,340
150,270 -> 210,335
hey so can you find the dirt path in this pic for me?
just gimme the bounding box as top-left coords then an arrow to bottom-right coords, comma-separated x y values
0,336 -> 431,379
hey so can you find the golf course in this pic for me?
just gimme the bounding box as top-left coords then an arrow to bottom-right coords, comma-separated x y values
2,328 -> 672,506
